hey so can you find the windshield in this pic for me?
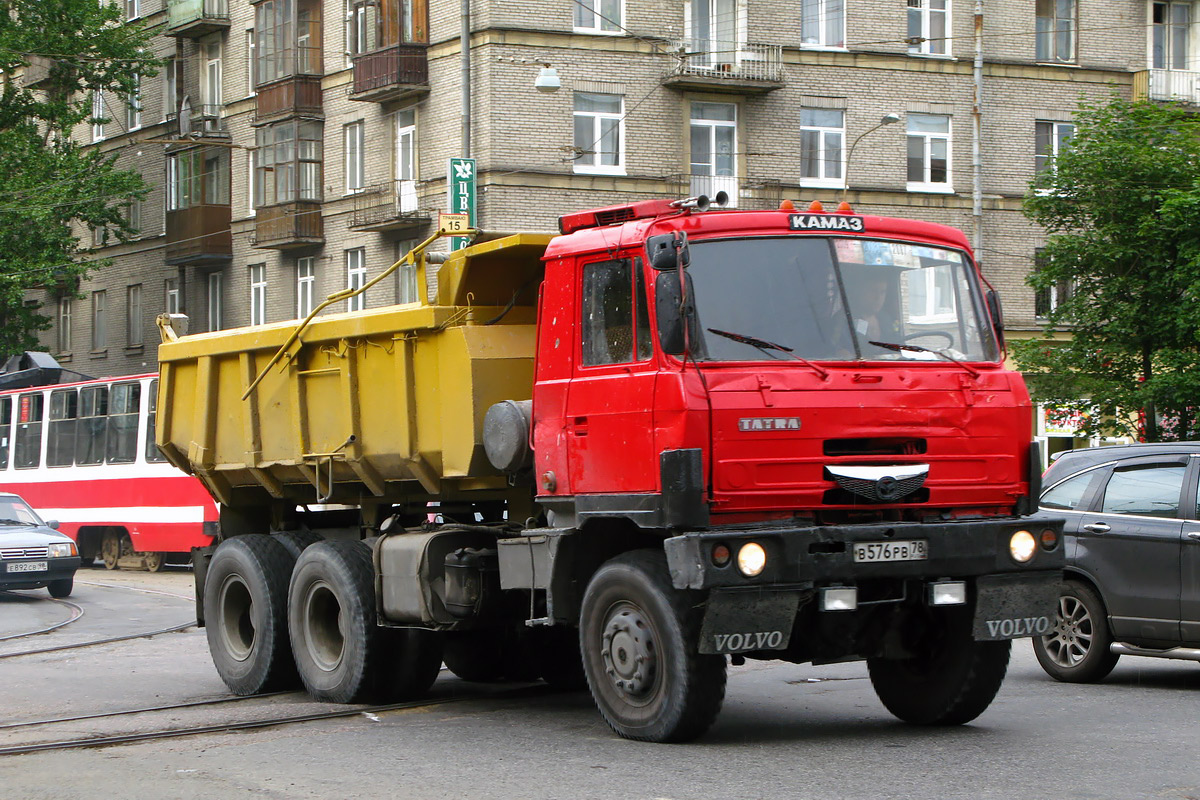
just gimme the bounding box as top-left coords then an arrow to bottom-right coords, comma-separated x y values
0,496 -> 43,526
680,236 -> 999,363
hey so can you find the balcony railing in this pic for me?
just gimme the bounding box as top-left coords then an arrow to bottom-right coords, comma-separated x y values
254,75 -> 323,124
167,0 -> 230,38
165,204 -> 232,265
1133,68 -> 1200,105
349,181 -> 432,231
253,200 -> 324,249
662,41 -> 785,94
668,175 -> 783,210
166,104 -> 229,141
349,44 -> 430,103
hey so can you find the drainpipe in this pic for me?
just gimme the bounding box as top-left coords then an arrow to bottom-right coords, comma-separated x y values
461,0 -> 471,158
972,0 -> 983,255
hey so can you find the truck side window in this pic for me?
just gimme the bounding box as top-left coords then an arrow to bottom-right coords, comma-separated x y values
582,259 -> 634,366
634,262 -> 652,361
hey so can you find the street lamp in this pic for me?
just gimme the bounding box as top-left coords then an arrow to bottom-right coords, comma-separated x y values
841,112 -> 902,203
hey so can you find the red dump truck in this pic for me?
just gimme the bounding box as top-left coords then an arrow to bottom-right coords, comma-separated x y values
158,197 -> 1063,742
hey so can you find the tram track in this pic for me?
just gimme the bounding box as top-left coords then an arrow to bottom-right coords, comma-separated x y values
0,619 -> 195,659
0,593 -> 84,642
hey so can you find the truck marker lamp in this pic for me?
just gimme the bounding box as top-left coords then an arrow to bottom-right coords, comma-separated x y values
1040,529 -> 1059,551
736,542 -> 767,577
929,581 -> 967,606
1009,530 -> 1037,563
711,543 -> 731,567
820,587 -> 857,612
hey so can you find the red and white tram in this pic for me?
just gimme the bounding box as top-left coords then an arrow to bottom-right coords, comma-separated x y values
0,372 -> 216,570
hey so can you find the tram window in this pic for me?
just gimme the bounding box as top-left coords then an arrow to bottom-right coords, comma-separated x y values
0,397 -> 10,470
47,389 -> 78,467
107,382 -> 140,463
146,379 -> 166,463
14,392 -> 44,469
76,386 -> 108,466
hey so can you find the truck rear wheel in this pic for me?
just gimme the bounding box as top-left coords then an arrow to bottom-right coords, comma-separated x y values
580,550 -> 727,743
867,609 -> 1011,725
204,535 -> 297,695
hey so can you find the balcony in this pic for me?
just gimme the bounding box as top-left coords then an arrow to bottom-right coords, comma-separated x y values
349,44 -> 430,103
1133,68 -> 1200,105
668,175 -> 783,210
254,75 -> 323,125
253,201 -> 323,249
349,181 -> 432,232
165,103 -> 229,144
166,204 -> 232,265
167,0 -> 230,38
661,41 -> 784,94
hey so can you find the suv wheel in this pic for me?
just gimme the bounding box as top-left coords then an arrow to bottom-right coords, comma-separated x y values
1033,581 -> 1120,683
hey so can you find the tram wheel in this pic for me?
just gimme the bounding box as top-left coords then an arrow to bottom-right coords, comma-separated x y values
142,551 -> 165,572
100,530 -> 126,570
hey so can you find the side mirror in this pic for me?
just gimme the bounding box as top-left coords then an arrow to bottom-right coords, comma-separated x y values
655,272 -> 699,355
986,289 -> 1005,349
646,232 -> 690,271
45,520 -> 60,530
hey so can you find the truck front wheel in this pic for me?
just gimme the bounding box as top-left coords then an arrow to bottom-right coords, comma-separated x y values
867,608 -> 1011,725
580,550 -> 727,743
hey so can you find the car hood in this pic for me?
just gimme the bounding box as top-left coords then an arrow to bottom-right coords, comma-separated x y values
0,525 -> 73,546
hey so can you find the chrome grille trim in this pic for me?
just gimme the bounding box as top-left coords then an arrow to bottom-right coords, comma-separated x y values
0,546 -> 50,560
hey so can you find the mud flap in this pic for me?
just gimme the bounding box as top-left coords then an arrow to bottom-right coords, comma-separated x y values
698,590 -> 802,654
972,572 -> 1059,641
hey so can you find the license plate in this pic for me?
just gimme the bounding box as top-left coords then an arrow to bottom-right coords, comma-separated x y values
852,540 -> 928,563
7,561 -> 48,573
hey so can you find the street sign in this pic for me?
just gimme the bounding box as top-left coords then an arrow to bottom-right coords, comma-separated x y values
447,157 -> 476,250
438,213 -> 471,235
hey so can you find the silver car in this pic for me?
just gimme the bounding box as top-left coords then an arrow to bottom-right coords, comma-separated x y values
0,492 -> 80,598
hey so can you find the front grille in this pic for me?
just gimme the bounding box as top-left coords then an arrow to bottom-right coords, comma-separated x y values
0,546 -> 49,560
593,208 -> 635,226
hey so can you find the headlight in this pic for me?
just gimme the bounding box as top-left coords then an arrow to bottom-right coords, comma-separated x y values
736,542 -> 767,577
48,542 -> 77,558
1009,530 -> 1036,563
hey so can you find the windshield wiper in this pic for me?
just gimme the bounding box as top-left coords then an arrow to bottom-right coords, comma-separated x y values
0,518 -> 36,526
707,328 -> 829,380
868,341 -> 980,378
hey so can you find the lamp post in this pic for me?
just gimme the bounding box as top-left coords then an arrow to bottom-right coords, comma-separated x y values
841,112 -> 902,203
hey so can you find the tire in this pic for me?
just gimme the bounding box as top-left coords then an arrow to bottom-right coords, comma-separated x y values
48,577 -> 73,598
203,535 -> 297,695
376,627 -> 445,702
1032,581 -> 1120,683
442,625 -> 540,683
272,530 -> 323,560
580,550 -> 727,743
867,607 -> 1011,726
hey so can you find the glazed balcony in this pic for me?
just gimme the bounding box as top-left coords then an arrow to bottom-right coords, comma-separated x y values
348,181 -> 432,232
349,44 -> 430,103
165,204 -> 232,265
1133,68 -> 1200,105
167,0 -> 230,38
661,40 -> 784,94
253,201 -> 324,250
254,75 -> 323,125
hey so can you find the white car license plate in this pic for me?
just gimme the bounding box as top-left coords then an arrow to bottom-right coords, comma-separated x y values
7,561 -> 48,573
852,540 -> 928,563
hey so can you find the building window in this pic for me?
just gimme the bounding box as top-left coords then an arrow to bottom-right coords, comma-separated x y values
1034,250 -> 1074,319
246,29 -> 257,96
344,121 -> 365,195
91,90 -> 104,142
1035,0 -> 1075,64
800,108 -> 844,187
207,272 -> 223,332
346,248 -> 366,312
125,73 -> 142,131
255,0 -> 322,86
126,0 -> 141,20
394,240 -> 419,304
250,264 -> 267,325
57,297 -> 72,354
573,92 -> 624,175
201,37 -> 223,117
688,0 -> 737,67
801,0 -> 845,48
690,101 -> 738,206
907,0 -> 948,56
165,278 -> 180,315
296,257 -> 315,318
126,198 -> 142,238
906,113 -> 951,192
395,108 -> 417,212
1035,120 -> 1074,176
255,120 -> 324,206
346,0 -> 382,60
575,0 -> 621,32
168,148 -> 230,211
163,56 -> 181,121
91,290 -> 107,351
1153,1 -> 1191,70
247,150 -> 256,216
126,284 -> 142,347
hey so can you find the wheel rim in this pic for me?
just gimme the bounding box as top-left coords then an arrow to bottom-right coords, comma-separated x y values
1041,595 -> 1094,668
303,580 -> 345,672
217,574 -> 255,662
101,533 -> 119,569
599,601 -> 659,705
144,552 -> 164,572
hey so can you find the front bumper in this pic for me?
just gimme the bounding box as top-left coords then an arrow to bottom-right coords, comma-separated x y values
0,556 -> 80,590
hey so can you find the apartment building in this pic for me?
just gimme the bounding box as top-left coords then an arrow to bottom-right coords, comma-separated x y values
28,0 -> 1190,388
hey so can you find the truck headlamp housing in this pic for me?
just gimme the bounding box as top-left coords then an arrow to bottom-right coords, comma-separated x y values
736,542 -> 767,577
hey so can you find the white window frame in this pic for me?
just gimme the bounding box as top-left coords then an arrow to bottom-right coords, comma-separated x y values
163,56 -> 179,122
91,290 -> 107,351
574,0 -> 624,34
906,113 -> 952,194
297,257 -> 315,319
801,0 -> 846,50
200,36 -> 223,116
395,109 -> 417,212
1035,0 -> 1076,64
799,108 -> 845,188
57,297 -> 72,354
1035,120 -> 1074,178
905,266 -> 958,325
126,284 -> 143,347
1152,1 -> 1192,70
572,92 -> 625,176
346,248 -> 367,312
250,264 -> 267,326
689,101 -> 739,207
91,90 -> 104,143
247,150 -> 257,217
344,120 -> 365,195
907,0 -> 950,57
246,29 -> 257,97
165,278 -> 180,315
126,0 -> 141,20
207,272 -> 223,332
394,240 -> 419,305
126,73 -> 142,131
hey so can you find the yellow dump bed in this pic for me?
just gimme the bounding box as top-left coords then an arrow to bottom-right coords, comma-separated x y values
156,234 -> 550,509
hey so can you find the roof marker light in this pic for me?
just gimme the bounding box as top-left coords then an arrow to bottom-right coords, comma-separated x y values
836,201 -> 854,214
808,200 -> 824,212
779,199 -> 796,211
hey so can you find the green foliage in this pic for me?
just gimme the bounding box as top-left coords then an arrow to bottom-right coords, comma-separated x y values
0,0 -> 159,356
1018,97 -> 1200,441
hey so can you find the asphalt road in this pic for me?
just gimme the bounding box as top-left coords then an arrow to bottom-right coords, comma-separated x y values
1,569 -> 1198,800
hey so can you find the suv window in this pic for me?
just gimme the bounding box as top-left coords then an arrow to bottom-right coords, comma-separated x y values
1041,470 -> 1096,510
1099,463 -> 1185,519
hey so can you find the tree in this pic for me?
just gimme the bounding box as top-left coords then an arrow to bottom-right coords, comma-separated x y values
1018,97 -> 1200,442
0,0 -> 159,356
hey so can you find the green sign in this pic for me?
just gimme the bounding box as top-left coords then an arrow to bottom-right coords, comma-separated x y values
447,157 -> 476,250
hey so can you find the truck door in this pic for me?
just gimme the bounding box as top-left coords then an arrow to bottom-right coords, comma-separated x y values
565,258 -> 657,497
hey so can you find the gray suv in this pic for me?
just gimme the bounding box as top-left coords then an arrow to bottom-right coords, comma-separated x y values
1032,443 -> 1200,681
